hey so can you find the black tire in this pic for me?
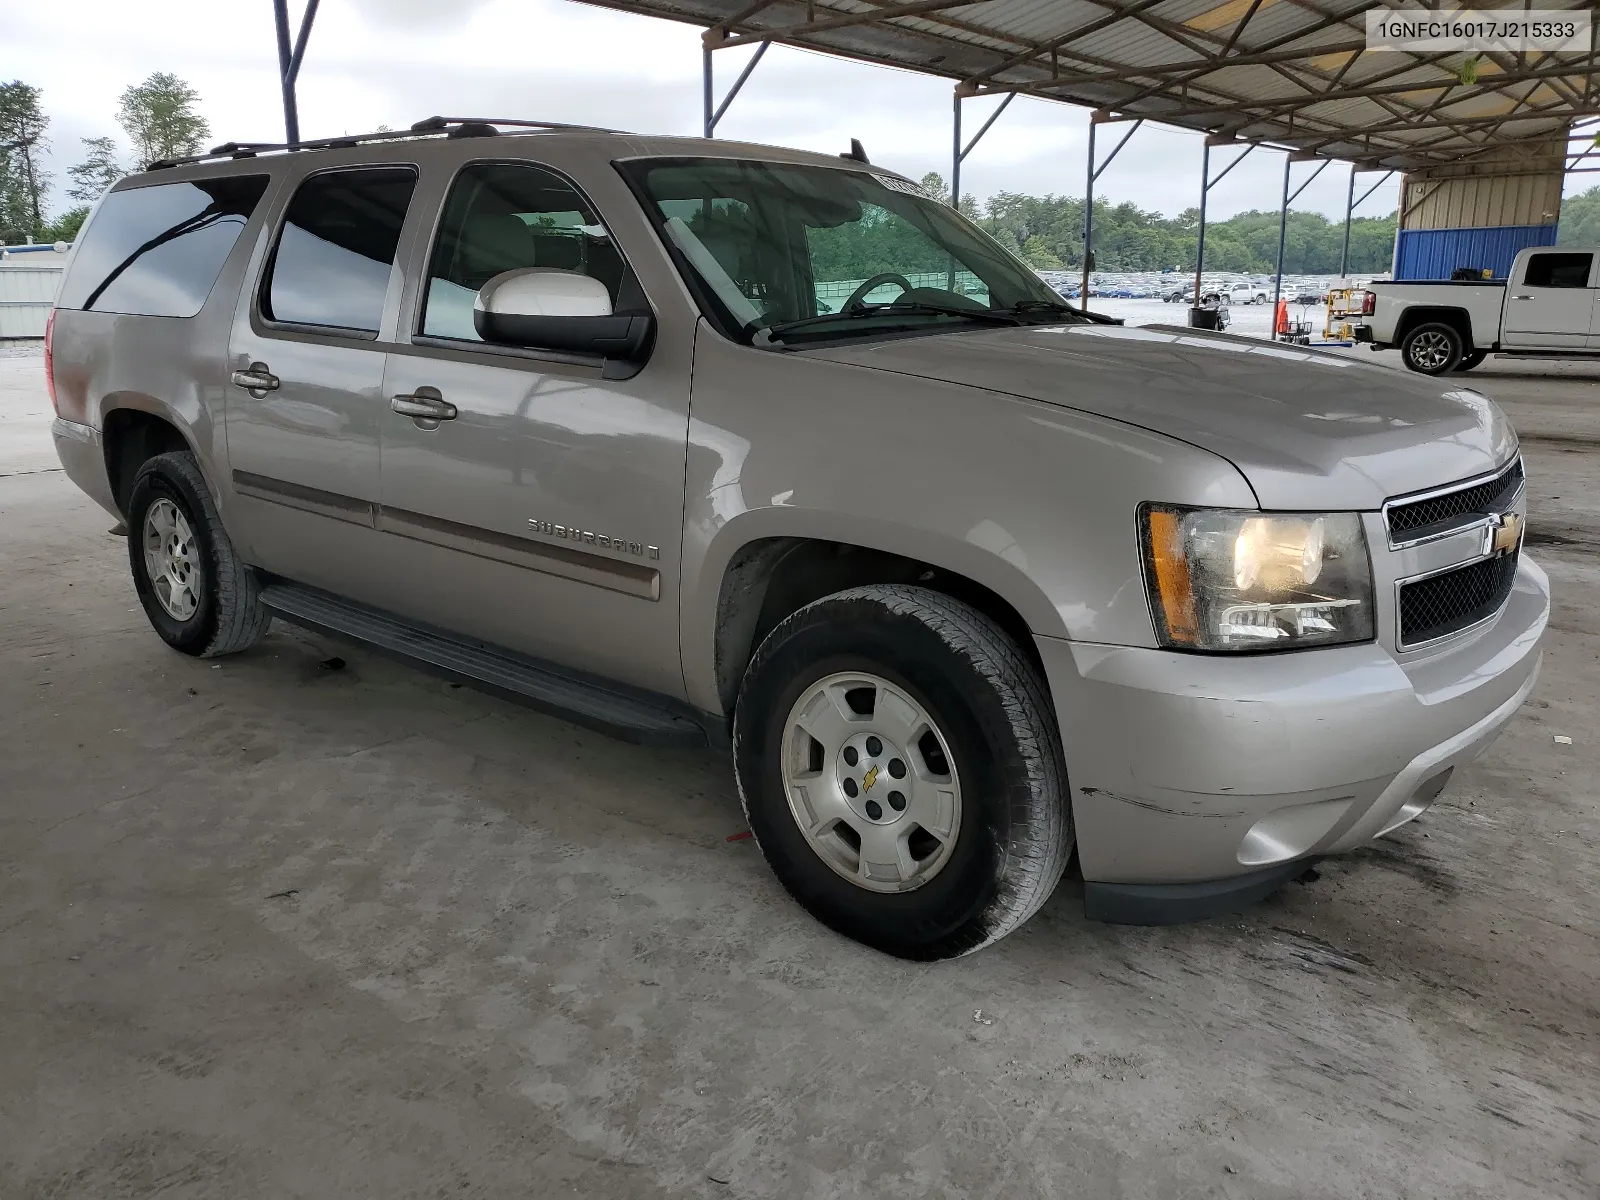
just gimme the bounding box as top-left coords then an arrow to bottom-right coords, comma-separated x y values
126,450 -> 272,658
1454,350 -> 1487,372
1400,321 -> 1464,375
733,585 -> 1072,960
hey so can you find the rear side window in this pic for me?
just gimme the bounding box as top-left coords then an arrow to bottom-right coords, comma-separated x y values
1523,252 -> 1593,288
419,162 -> 626,342
262,167 -> 417,334
57,175 -> 270,317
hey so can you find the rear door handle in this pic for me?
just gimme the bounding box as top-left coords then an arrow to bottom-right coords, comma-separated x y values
230,363 -> 279,396
1512,294 -> 1532,300
391,388 -> 457,423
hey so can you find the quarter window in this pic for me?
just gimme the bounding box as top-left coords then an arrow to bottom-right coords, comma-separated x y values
1523,252 -> 1593,289
263,167 -> 417,333
58,175 -> 270,317
421,163 -> 626,342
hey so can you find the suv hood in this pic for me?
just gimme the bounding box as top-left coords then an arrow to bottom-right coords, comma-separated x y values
803,322 -> 1516,510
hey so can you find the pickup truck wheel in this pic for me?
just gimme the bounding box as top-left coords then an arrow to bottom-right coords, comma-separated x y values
126,451 -> 273,658
1400,322 -> 1464,374
733,585 -> 1072,960
1455,350 -> 1487,371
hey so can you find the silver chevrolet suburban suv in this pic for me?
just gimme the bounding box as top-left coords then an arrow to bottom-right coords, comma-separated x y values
48,117 -> 1549,960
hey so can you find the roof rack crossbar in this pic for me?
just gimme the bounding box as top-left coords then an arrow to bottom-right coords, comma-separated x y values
409,115 -> 623,134
148,116 -> 623,171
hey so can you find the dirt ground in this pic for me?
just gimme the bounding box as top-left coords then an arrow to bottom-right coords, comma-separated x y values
1,343 -> 1597,1199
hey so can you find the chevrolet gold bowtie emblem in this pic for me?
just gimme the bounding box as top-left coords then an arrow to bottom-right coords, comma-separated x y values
1488,512 -> 1523,557
862,764 -> 880,792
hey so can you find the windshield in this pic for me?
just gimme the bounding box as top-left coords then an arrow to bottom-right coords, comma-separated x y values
618,157 -> 1082,346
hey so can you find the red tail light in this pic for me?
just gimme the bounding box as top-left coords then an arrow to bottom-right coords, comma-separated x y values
1361,291 -> 1376,315
43,308 -> 58,414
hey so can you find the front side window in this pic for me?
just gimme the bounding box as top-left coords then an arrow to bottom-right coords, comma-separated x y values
263,167 -> 417,333
1523,252 -> 1593,289
421,162 -> 627,342
619,157 -> 1078,346
58,175 -> 270,317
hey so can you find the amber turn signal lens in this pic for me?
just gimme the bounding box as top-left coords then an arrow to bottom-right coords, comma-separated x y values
1145,507 -> 1198,645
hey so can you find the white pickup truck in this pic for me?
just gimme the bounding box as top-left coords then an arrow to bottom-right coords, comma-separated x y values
1355,246 -> 1600,374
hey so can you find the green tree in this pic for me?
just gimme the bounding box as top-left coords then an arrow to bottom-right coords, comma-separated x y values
1557,186 -> 1600,246
68,135 -> 124,201
0,80 -> 50,242
39,204 -> 90,243
118,72 -> 209,166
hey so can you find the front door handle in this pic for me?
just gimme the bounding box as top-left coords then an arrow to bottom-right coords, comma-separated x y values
391,387 -> 457,425
230,362 -> 279,397
1512,294 -> 1532,300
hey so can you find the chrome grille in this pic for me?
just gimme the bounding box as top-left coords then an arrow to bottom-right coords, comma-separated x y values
1386,458 -> 1523,542
1398,551 -> 1519,648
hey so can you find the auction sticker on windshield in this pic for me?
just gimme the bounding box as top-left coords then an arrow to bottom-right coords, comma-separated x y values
874,174 -> 930,198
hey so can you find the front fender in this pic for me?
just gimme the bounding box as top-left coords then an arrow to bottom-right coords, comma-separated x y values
677,326 -> 1255,715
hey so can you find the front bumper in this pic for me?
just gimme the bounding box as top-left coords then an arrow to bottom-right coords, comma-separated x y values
1037,554 -> 1548,915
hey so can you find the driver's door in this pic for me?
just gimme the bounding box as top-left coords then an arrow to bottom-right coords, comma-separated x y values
374,159 -> 692,700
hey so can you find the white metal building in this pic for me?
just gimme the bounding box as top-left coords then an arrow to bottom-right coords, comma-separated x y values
0,243 -> 70,339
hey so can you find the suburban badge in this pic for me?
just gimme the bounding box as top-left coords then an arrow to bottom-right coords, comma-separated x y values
528,518 -> 659,560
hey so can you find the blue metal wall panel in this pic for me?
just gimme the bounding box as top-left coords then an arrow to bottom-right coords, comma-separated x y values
1394,224 -> 1558,281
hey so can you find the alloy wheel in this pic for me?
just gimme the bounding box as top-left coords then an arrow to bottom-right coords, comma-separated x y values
142,497 -> 201,621
780,671 -> 962,893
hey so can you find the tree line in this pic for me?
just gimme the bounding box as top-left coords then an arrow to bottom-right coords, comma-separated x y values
0,73 -> 209,245
918,172 -> 1398,275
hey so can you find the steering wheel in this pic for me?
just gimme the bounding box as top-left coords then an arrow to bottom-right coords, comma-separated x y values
842,272 -> 915,312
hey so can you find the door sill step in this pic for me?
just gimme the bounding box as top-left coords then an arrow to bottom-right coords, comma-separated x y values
259,581 -> 709,748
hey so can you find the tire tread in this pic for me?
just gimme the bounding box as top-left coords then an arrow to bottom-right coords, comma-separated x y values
735,584 -> 1072,959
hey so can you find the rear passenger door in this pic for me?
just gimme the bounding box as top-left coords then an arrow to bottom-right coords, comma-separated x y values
376,160 -> 691,700
1502,250 -> 1595,349
226,165 -> 418,594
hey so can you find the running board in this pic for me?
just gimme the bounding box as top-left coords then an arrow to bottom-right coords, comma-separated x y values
259,581 -> 708,748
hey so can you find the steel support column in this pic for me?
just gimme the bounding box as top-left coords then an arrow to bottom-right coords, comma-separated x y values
1081,112 -> 1142,313
1273,153 -> 1329,318
272,0 -> 320,144
1339,168 -> 1396,279
951,89 -> 1014,211
702,36 -> 771,138
1194,138 -> 1255,311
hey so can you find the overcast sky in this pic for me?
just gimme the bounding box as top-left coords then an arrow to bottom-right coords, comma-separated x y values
9,0 -> 1439,223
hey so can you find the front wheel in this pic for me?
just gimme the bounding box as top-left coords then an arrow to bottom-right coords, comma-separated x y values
1401,322 -> 1464,374
733,585 -> 1073,960
1454,350 -> 1487,372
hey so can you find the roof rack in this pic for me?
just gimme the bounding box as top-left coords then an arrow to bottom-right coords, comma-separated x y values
146,116 -> 624,171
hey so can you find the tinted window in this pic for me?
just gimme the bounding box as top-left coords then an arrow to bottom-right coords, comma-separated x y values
1523,252 -> 1593,288
58,175 -> 270,317
421,163 -> 625,342
620,158 -> 1070,345
264,167 -> 417,333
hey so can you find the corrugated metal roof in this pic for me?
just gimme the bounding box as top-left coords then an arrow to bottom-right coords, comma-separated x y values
578,0 -> 1599,171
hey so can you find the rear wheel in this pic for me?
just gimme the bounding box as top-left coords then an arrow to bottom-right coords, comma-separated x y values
733,585 -> 1072,960
127,451 -> 272,657
1401,322 -> 1464,374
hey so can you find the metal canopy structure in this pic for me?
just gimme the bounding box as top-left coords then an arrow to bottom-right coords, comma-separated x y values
581,0 -> 1599,172
260,0 -> 1598,325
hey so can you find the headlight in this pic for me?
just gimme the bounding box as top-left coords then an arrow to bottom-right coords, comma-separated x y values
1139,505 -> 1374,651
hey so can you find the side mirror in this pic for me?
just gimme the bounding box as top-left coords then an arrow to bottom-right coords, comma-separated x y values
473,268 -> 654,371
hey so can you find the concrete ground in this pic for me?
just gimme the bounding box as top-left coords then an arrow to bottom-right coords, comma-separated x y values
1,342 -> 1597,1199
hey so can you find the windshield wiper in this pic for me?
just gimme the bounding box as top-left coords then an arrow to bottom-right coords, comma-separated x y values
756,299 -> 1022,344
1005,299 -> 1077,315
